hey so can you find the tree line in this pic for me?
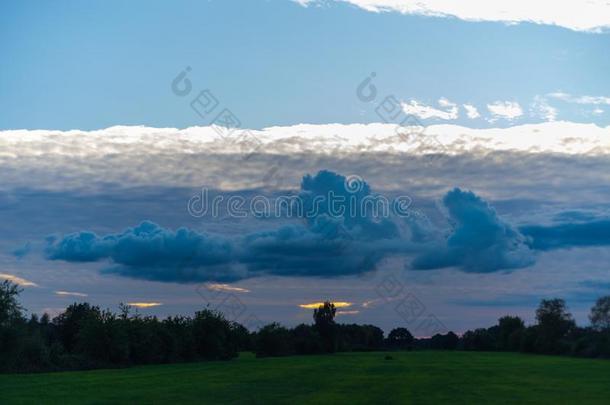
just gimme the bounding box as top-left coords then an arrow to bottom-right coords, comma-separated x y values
2,280 -> 610,373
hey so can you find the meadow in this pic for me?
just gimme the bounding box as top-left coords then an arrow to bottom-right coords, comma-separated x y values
2,351 -> 610,404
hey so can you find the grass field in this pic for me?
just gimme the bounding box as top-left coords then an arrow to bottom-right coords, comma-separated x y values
1,351 -> 610,404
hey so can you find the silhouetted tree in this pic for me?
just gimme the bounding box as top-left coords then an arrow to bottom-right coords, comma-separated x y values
535,299 -> 575,354
53,303 -> 102,352
461,328 -> 496,351
0,280 -> 23,327
314,301 -> 337,353
75,309 -> 129,365
192,309 -> 239,360
255,323 -> 293,357
338,324 -> 384,351
387,327 -> 414,350
6,285 -> 610,372
590,296 -> 610,331
497,316 -> 525,351
292,324 -> 323,354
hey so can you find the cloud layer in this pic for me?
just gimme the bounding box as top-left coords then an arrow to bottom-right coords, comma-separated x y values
487,101 -> 523,121
412,188 -> 534,272
43,169 -> 610,283
46,221 -> 238,282
45,171 -> 401,282
296,0 -> 610,32
1,122 -> 609,192
521,219 -> 610,251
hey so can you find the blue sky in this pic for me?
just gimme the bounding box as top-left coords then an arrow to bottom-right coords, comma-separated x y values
2,0 -> 610,334
1,0 -> 609,130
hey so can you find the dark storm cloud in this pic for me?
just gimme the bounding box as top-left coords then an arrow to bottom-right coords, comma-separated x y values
239,219 -> 385,277
412,188 -> 535,273
45,170 -> 562,282
46,221 -> 238,282
521,219 -> 610,250
45,171 -> 406,282
299,170 -> 399,239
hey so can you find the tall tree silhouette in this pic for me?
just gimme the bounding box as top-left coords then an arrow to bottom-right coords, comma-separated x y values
314,301 -> 337,353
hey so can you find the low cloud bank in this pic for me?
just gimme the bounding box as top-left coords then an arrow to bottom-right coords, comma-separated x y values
45,170 -> 610,282
412,188 -> 534,272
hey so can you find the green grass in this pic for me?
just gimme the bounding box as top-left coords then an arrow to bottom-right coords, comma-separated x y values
1,351 -> 610,404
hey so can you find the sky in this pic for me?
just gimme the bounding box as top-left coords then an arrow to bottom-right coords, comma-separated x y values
1,0 -> 610,335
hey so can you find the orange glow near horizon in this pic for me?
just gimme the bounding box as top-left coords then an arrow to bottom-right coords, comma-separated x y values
0,273 -> 37,287
127,302 -> 163,308
298,301 -> 353,309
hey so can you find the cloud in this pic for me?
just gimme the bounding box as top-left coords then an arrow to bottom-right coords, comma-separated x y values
530,96 -> 558,121
2,122 -> 610,192
40,170 -> 610,280
299,301 -> 353,309
0,273 -> 38,287
44,171 -> 404,282
579,280 -> 610,290
548,92 -> 610,105
12,242 -> 32,259
205,283 -> 250,293
45,221 -> 238,283
401,98 -> 458,120
240,222 -> 383,277
487,101 -> 523,121
552,210 -> 601,223
295,0 -> 610,32
336,310 -> 360,316
521,219 -> 610,250
55,291 -> 88,298
412,188 -> 535,272
238,170 -> 405,277
299,170 -> 399,239
463,104 -> 480,119
127,302 -> 163,308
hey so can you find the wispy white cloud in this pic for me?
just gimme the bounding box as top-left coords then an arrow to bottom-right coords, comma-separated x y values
55,290 -> 88,298
463,104 -> 480,119
2,122 -> 610,193
127,302 -> 163,308
206,283 -> 250,293
361,296 -> 403,308
299,301 -> 353,309
336,310 -> 360,316
401,98 -> 458,120
487,101 -> 523,121
0,273 -> 37,287
548,92 -> 610,105
530,96 -> 558,122
295,0 -> 610,32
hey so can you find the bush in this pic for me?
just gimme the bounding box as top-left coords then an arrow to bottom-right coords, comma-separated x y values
255,323 -> 293,357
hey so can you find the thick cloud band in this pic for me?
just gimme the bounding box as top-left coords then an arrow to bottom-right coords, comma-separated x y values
45,170 -> 610,283
411,188 -> 534,272
521,220 -> 610,251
